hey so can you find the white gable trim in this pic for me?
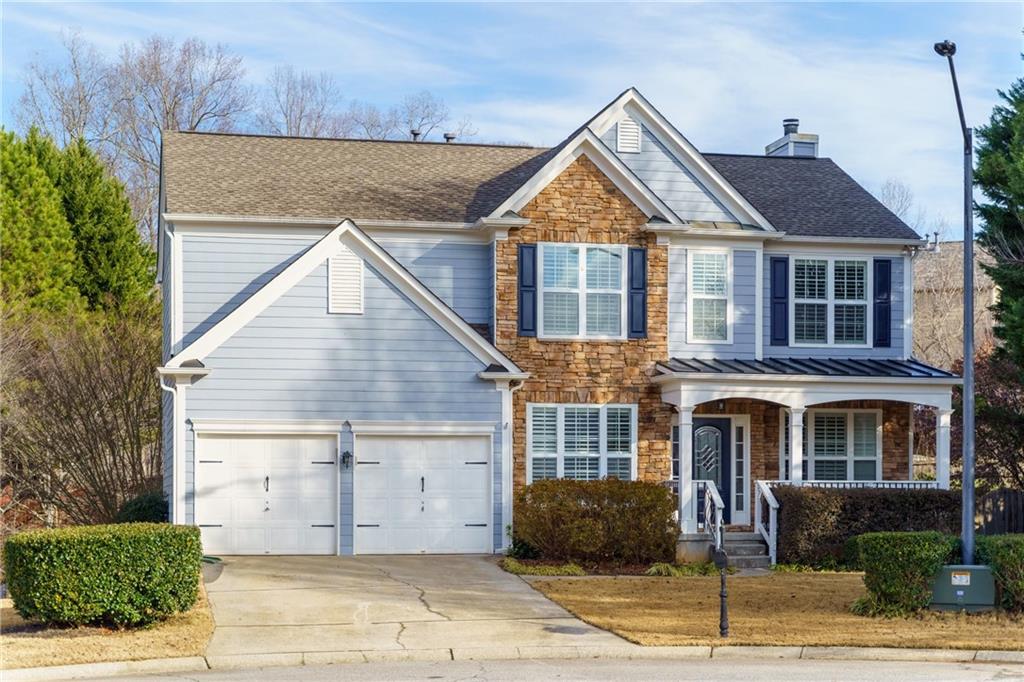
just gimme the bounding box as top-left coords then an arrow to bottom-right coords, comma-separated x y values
588,89 -> 776,232
165,219 -> 522,373
487,129 -> 681,224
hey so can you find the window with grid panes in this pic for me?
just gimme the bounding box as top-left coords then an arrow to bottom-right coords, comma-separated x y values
527,404 -> 637,482
689,252 -> 729,342
538,244 -> 625,338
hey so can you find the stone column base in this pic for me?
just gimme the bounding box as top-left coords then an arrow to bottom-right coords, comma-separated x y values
676,534 -> 712,563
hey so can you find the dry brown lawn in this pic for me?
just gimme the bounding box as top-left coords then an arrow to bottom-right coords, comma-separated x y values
534,573 -> 1024,650
0,586 -> 215,669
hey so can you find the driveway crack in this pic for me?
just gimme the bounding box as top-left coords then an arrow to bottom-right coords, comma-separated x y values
371,564 -> 452,621
395,621 -> 408,649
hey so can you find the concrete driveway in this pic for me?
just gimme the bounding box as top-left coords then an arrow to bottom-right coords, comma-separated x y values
203,556 -> 624,663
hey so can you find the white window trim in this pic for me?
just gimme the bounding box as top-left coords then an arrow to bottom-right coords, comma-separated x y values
790,256 -> 872,348
536,243 -> 628,341
779,408 -> 883,481
526,403 -> 638,482
686,248 -> 734,345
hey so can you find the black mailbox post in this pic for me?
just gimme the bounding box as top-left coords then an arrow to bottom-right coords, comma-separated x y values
712,548 -> 729,638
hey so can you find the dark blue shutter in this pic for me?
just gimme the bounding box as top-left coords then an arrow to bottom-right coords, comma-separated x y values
628,247 -> 647,339
770,256 -> 789,346
518,244 -> 537,337
873,258 -> 892,348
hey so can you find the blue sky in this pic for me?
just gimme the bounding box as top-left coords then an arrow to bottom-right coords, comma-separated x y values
2,2 -> 1022,232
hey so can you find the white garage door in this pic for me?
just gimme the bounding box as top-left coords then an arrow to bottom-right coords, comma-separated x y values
195,435 -> 338,555
354,434 -> 491,554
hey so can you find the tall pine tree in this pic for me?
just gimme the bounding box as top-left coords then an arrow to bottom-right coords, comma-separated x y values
0,130 -> 81,314
22,129 -> 156,310
976,77 -> 1024,366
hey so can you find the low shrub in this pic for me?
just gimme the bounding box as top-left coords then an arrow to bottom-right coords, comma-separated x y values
3,523 -> 202,627
500,558 -> 585,576
115,491 -> 168,523
976,534 -> 1024,612
514,478 -> 676,565
774,486 -> 960,568
851,531 -> 959,616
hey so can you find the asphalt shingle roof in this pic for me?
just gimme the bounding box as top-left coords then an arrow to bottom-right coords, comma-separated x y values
163,130 -> 921,240
704,154 -> 921,240
162,131 -> 554,223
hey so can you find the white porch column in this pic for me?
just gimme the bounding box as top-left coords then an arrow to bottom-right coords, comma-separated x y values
678,406 -> 696,533
790,407 -> 806,484
936,408 -> 952,490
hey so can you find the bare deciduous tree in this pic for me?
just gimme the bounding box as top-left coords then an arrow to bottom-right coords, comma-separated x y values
2,306 -> 162,526
16,32 -> 117,154
255,65 -> 352,138
111,36 -> 252,244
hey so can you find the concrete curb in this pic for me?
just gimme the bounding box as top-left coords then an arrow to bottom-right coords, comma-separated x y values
3,656 -> 208,682
5,645 -> 1023,680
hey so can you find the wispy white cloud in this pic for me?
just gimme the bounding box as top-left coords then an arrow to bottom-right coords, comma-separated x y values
2,1 -> 1018,230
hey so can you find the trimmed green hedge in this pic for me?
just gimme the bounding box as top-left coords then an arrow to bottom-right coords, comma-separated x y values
3,523 -> 202,627
115,492 -> 168,523
976,534 -> 1024,612
775,486 -> 960,568
851,531 -> 959,616
514,478 -> 676,565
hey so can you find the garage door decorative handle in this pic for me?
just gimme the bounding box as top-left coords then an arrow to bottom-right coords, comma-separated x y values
421,476 -> 424,493
264,475 -> 269,492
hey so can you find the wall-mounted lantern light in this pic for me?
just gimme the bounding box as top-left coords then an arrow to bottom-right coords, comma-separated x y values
341,451 -> 353,469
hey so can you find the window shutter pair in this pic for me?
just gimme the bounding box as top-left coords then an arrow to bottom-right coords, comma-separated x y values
516,245 -> 648,338
768,256 -> 893,348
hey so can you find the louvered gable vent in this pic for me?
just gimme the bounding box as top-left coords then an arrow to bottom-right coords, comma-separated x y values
328,245 -> 363,314
617,117 -> 642,153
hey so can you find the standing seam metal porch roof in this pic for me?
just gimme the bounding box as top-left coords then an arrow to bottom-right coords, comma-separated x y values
657,357 -> 959,379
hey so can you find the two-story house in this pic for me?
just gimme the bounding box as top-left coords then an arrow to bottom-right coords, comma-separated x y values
158,88 -> 960,560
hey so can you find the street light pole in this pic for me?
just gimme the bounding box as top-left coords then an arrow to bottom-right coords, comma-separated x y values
934,39 -> 975,564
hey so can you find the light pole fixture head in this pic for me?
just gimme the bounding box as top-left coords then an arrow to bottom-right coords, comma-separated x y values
934,40 -> 957,57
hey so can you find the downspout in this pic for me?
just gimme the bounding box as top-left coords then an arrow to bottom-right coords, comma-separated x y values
159,376 -> 183,524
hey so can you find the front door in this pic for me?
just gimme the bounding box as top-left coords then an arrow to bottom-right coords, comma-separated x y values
693,418 -> 731,524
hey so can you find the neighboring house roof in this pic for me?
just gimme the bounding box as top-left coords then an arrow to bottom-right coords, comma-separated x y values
162,131 -> 554,223
914,241 -> 996,293
703,154 -> 921,240
657,357 -> 958,379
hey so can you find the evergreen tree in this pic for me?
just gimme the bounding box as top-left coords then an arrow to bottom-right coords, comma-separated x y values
975,77 -> 1024,366
20,130 -> 156,310
0,130 -> 81,314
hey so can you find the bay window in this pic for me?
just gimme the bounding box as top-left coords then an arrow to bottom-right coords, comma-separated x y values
527,404 -> 637,482
687,250 -> 731,343
792,257 -> 870,346
538,244 -> 626,339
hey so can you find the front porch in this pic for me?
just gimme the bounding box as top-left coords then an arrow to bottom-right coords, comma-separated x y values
655,357 -> 961,563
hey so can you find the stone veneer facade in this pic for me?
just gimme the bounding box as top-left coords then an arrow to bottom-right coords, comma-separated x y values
494,156 -> 914,500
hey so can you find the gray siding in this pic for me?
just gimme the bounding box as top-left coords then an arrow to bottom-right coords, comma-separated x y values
601,125 -> 737,223
762,253 -> 905,359
162,390 -> 173,502
180,235 -> 491,348
184,258 -> 503,552
669,247 -> 758,359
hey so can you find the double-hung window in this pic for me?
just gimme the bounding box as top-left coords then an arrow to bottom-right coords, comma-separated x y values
527,404 -> 637,482
538,244 -> 627,339
687,250 -> 731,343
792,257 -> 870,346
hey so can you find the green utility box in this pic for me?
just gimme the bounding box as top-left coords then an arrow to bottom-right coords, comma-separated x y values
930,564 -> 995,612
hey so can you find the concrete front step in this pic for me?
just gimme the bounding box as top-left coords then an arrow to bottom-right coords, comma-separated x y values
729,554 -> 772,569
722,542 -> 767,557
722,531 -> 762,542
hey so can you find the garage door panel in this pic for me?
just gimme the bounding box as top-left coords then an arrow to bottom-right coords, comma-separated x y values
196,434 -> 337,555
354,433 -> 491,554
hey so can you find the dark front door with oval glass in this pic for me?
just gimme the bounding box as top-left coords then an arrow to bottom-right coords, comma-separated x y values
693,418 -> 731,524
